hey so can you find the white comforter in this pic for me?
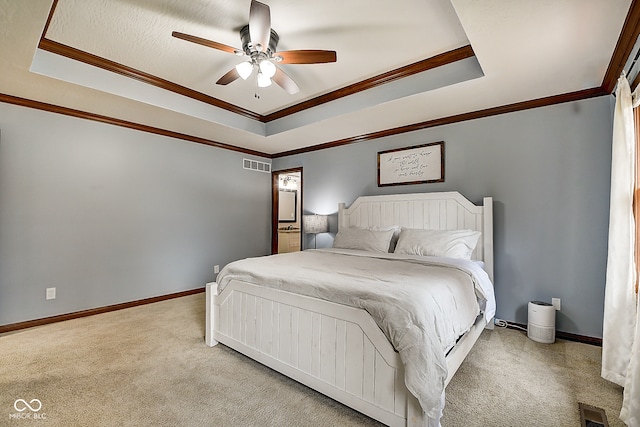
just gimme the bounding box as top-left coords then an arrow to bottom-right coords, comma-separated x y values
216,248 -> 495,418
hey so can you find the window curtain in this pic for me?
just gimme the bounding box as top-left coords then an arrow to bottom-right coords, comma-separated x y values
602,73 -> 640,426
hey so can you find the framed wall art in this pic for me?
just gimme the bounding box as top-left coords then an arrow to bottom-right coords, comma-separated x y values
377,141 -> 444,187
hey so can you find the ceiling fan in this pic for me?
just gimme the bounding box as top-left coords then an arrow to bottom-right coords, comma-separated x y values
172,0 -> 337,95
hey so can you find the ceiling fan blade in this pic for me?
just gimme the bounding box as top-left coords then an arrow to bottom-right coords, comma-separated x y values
216,68 -> 241,85
272,67 -> 300,94
275,50 -> 337,64
172,31 -> 240,55
249,0 -> 271,52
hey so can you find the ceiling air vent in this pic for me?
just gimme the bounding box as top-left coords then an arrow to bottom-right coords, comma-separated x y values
243,158 -> 271,173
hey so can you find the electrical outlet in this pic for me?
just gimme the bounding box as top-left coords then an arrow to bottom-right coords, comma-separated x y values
552,298 -> 561,311
46,287 -> 56,300
214,265 -> 219,274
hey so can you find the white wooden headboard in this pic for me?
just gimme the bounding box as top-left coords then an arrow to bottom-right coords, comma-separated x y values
338,191 -> 494,281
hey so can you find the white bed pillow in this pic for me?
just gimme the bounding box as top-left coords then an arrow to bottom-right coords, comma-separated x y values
371,226 -> 401,252
394,228 -> 481,260
332,227 -> 395,253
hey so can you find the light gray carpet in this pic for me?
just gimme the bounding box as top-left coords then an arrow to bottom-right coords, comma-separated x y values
0,293 -> 624,426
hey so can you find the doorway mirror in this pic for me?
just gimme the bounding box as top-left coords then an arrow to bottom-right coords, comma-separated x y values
278,190 -> 297,222
272,169 -> 302,254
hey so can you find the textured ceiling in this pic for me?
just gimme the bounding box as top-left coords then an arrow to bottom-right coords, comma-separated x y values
45,0 -> 470,114
0,0 -> 633,155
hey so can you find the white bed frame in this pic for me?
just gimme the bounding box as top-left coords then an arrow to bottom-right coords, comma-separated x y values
206,192 -> 493,427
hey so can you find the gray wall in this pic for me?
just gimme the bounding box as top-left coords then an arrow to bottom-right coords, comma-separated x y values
0,103 -> 272,326
274,96 -> 614,339
1,95 -> 615,338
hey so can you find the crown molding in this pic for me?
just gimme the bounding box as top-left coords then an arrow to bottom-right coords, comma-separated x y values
0,93 -> 271,158
38,38 -> 263,121
602,0 -> 640,92
262,45 -> 475,122
272,87 -> 608,158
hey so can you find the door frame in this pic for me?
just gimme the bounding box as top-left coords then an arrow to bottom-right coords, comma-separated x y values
271,167 -> 303,254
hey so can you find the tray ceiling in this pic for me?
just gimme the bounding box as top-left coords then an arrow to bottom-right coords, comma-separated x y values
0,0 -> 633,155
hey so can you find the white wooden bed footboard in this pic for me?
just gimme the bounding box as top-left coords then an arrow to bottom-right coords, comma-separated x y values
206,280 -> 490,427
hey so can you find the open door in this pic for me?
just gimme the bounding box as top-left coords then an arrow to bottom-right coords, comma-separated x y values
271,168 -> 303,254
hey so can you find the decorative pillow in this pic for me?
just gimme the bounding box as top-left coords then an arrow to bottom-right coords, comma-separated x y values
332,227 -> 395,253
394,228 -> 481,260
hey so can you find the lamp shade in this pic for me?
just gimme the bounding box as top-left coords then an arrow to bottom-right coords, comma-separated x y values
303,214 -> 328,234
235,61 -> 253,80
259,60 -> 277,78
257,72 -> 272,87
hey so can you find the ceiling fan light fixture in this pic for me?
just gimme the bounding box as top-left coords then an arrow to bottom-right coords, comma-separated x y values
257,72 -> 272,88
259,60 -> 276,78
173,2 -> 336,96
236,61 -> 254,80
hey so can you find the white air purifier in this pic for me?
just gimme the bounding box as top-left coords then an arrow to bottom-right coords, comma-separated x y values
527,301 -> 556,344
